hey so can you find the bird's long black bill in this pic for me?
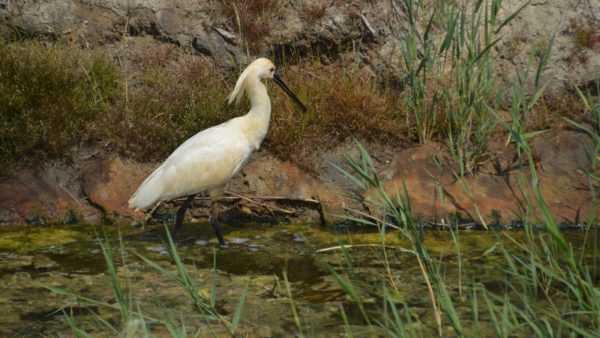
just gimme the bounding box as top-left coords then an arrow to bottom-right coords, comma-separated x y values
273,73 -> 307,112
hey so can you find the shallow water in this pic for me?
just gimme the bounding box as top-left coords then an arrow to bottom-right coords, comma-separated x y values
0,222 -> 597,336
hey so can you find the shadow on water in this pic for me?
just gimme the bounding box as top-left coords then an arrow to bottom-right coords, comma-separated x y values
128,221 -> 329,290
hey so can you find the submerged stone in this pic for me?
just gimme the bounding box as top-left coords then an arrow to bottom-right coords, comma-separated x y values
230,237 -> 250,244
194,239 -> 209,246
32,255 -> 57,269
145,245 -> 167,255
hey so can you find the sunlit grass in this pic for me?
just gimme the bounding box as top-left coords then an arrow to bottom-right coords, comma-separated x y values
395,0 -> 544,175
0,38 -> 410,177
0,39 -> 121,176
7,0 -> 600,334
328,139 -> 600,337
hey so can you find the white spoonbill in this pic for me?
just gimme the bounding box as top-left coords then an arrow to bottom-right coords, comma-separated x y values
128,58 -> 306,245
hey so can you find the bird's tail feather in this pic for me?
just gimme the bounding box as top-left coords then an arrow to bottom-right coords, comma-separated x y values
128,167 -> 164,210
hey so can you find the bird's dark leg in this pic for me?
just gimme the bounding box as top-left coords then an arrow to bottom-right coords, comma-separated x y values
210,200 -> 226,246
175,194 -> 196,238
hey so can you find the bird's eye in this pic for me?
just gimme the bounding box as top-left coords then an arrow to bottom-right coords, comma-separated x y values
270,67 -> 275,73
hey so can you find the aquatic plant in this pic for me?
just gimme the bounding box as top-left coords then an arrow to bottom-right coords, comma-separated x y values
328,136 -> 600,336
39,224 -> 249,335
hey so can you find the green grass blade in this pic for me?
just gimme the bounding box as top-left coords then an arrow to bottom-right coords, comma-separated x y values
62,309 -> 95,338
535,33 -> 555,88
230,279 -> 250,335
494,0 -> 530,34
339,304 -> 354,338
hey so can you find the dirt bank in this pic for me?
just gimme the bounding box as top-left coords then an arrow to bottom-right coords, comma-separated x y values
3,0 -> 599,94
1,129 -> 597,228
1,0 -> 598,228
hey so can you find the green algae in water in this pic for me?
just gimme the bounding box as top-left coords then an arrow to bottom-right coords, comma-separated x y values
0,227 -> 83,253
0,221 -> 597,336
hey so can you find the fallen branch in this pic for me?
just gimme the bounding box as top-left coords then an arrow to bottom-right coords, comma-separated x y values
342,206 -> 401,230
58,184 -> 81,206
171,195 -> 320,204
224,191 -> 295,215
316,244 -> 403,253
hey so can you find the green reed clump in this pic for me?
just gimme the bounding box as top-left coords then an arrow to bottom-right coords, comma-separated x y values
41,225 -> 248,336
331,137 -> 600,336
395,0 -> 529,175
0,40 -> 121,176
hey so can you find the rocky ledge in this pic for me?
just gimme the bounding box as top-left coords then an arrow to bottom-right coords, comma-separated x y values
1,130 -> 597,228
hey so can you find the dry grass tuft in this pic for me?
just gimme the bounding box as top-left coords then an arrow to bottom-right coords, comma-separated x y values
220,0 -> 282,52
528,92 -> 587,131
0,40 -> 121,176
569,18 -> 600,63
266,61 -> 407,169
570,19 -> 600,50
301,2 -> 328,24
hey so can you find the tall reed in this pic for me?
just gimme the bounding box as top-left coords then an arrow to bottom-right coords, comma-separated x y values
394,0 -> 528,175
41,225 -> 249,335
331,136 -> 600,336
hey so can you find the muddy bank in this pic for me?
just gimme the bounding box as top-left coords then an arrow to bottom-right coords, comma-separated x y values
1,130 -> 597,228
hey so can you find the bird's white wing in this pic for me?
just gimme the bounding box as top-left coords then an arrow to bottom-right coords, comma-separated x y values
165,119 -> 234,163
128,119 -> 252,209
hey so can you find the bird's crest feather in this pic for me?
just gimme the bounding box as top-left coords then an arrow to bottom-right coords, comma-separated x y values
228,64 -> 254,105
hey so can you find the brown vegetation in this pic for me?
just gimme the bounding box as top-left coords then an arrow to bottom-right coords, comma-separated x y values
569,18 -> 600,63
570,19 -> 600,50
300,2 -> 328,24
0,39 -> 409,177
267,61 -> 407,169
220,0 -> 282,51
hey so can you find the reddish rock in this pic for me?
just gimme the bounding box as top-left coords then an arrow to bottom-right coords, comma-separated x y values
378,131 -> 598,225
81,157 -> 149,220
0,168 -> 100,225
228,153 -> 355,223
0,130 -> 596,227
531,130 -> 598,223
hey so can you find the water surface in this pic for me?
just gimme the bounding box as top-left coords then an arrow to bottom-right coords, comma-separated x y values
0,222 -> 596,336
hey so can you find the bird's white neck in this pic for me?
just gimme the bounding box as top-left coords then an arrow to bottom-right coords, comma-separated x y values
246,78 -> 271,116
242,78 -> 271,148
